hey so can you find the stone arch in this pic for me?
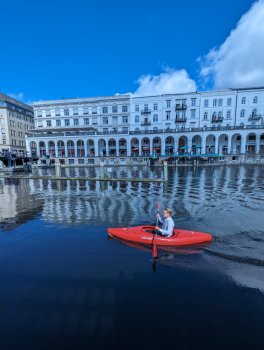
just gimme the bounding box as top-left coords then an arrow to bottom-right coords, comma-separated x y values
246,133 -> 257,154
165,136 -> 174,156
87,139 -> 95,156
67,140 -> 75,157
141,137 -> 150,156
178,136 -> 188,154
131,138 -> 139,156
30,141 -> 37,157
108,138 -> 117,156
231,133 -> 242,155
98,139 -> 106,156
48,140 -> 55,157
118,138 -> 127,156
77,139 -> 85,157
57,140 -> 65,157
218,134 -> 229,155
39,141 -> 46,157
192,135 -> 202,155
205,134 -> 215,154
153,137 -> 162,156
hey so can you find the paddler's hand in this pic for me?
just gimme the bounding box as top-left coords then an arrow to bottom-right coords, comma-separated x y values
155,226 -> 160,231
156,214 -> 160,218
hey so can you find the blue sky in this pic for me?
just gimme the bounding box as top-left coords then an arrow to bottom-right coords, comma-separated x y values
0,0 -> 261,101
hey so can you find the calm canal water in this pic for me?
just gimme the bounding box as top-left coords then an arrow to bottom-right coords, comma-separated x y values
0,165 -> 263,350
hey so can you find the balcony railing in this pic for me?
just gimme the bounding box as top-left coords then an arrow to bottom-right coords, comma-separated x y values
141,109 -> 151,115
27,124 -> 264,139
141,121 -> 151,126
175,104 -> 187,110
212,117 -> 224,123
248,114 -> 262,121
129,124 -> 264,135
96,130 -> 129,135
175,117 -> 187,123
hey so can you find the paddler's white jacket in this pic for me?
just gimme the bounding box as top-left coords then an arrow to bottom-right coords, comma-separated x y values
158,216 -> 175,237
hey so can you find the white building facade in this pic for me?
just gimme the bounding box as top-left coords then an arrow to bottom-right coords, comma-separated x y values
26,87 -> 264,164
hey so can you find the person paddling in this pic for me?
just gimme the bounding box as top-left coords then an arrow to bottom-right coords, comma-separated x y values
155,207 -> 175,237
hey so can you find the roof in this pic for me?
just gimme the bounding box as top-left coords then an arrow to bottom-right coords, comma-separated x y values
33,94 -> 131,107
0,92 -> 33,112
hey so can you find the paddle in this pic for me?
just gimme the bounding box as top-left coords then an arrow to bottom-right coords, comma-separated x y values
152,202 -> 160,259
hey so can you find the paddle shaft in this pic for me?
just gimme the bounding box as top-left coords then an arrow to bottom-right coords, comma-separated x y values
152,203 -> 160,258
156,202 -> 160,232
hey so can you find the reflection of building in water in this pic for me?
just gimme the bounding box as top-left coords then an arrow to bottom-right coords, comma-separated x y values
0,181 -> 17,220
26,164 -> 264,227
27,176 -> 163,226
26,165 -> 165,226
0,179 -> 43,230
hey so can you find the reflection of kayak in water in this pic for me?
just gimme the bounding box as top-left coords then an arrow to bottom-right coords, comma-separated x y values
107,225 -> 213,247
109,235 -> 211,255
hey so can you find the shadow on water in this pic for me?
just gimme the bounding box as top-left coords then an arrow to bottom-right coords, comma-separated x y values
0,165 -> 264,349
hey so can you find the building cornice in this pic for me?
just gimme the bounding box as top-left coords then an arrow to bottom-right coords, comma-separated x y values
33,94 -> 131,107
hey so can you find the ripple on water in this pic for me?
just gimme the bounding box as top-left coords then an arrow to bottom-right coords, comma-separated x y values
0,165 -> 264,288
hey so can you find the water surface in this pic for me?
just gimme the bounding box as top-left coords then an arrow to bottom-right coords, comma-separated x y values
0,165 -> 263,349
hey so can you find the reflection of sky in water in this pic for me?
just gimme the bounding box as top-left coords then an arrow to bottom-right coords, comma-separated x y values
0,165 -> 263,348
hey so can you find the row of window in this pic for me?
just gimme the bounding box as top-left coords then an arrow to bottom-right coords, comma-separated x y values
102,106 -> 128,113
8,112 -> 34,122
204,111 -> 231,120
133,111 -> 196,122
37,105 -> 129,118
102,116 -> 128,124
44,116 -> 129,127
39,109 -> 262,128
203,111 -> 231,120
241,96 -> 259,105
203,96 -> 260,107
239,109 -> 259,118
9,120 -> 32,130
134,115 -> 159,123
135,103 -> 159,112
11,139 -> 24,146
10,130 -> 24,137
134,99 -> 196,111
9,120 -> 25,130
203,108 -> 260,120
34,95 -> 263,119
43,113 -> 201,127
134,96 -> 260,112
204,98 -> 232,108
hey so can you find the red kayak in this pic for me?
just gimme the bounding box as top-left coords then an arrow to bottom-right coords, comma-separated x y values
107,225 -> 213,247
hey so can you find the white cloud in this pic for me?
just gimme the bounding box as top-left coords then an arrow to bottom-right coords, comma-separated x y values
200,0 -> 264,89
134,68 -> 196,96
